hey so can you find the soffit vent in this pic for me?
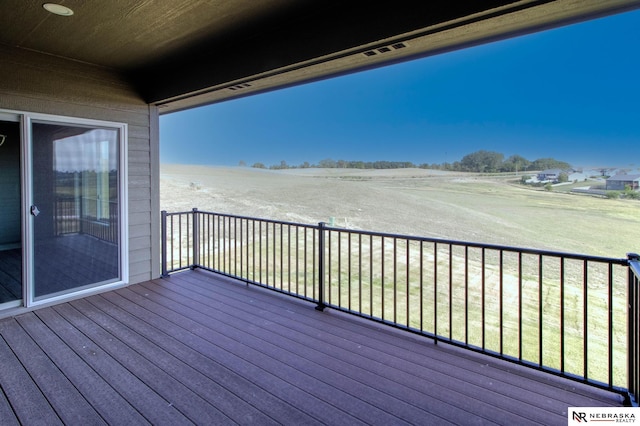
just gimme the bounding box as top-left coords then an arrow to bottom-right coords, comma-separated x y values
228,83 -> 253,91
363,42 -> 408,58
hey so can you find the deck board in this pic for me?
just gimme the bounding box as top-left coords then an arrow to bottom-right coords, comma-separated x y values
15,313 -> 149,425
0,322 -> 62,425
106,287 -> 352,425
169,278 -> 543,422
173,271 -> 620,418
88,291 -> 320,425
69,297 -> 279,426
121,284 -> 373,425
0,269 -> 625,425
129,282 -> 443,425
0,318 -> 104,425
0,389 -> 18,426
136,276 -> 493,424
51,302 -> 225,425
34,307 -> 188,426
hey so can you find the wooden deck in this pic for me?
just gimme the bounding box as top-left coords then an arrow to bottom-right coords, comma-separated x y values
0,269 -> 624,425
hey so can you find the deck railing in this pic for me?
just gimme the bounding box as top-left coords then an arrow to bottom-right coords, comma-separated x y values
55,196 -> 118,243
161,208 -> 638,405
628,253 -> 640,405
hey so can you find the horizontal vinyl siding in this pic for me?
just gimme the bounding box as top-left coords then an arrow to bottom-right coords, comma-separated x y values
130,187 -> 152,203
129,251 -> 153,283
130,223 -> 151,239
0,45 -> 159,285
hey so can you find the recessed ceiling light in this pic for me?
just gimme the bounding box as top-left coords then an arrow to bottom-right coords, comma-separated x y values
43,3 -> 74,16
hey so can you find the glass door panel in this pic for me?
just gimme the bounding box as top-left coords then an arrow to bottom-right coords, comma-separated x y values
31,121 -> 120,300
0,120 -> 22,305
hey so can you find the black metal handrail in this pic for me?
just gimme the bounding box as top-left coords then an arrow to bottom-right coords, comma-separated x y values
161,208 -> 637,404
628,253 -> 640,405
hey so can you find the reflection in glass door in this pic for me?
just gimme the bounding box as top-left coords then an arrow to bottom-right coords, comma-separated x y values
0,119 -> 22,306
31,121 -> 121,300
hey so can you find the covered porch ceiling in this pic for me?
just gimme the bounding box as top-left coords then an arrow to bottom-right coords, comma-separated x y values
2,0 -> 639,113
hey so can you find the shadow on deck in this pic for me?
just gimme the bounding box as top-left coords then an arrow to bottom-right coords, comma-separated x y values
0,269 -> 624,425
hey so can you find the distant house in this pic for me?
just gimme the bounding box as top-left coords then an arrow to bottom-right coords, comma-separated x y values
537,169 -> 571,182
567,171 -> 588,182
606,174 -> 640,191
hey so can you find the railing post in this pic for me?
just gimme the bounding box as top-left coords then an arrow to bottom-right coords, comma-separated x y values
316,222 -> 326,311
161,210 -> 169,278
192,208 -> 199,269
627,253 -> 640,406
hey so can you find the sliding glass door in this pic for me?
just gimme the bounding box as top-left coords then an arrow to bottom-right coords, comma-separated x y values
0,111 -> 128,310
31,121 -> 123,300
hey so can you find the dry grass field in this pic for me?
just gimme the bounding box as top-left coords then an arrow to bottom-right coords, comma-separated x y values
160,164 -> 639,258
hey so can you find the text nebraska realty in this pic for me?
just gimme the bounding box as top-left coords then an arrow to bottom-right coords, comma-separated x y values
573,411 -> 636,423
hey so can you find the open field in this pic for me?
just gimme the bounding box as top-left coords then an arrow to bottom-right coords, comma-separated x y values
161,164 -> 639,258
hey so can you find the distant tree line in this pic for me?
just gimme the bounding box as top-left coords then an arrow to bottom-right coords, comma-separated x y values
248,150 -> 571,173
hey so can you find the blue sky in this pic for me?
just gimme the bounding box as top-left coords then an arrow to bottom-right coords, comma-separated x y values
160,9 -> 640,169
